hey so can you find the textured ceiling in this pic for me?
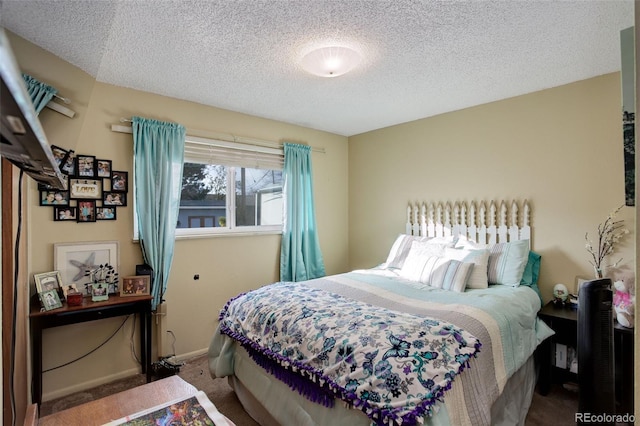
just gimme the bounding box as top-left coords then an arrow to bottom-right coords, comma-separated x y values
0,0 -> 635,137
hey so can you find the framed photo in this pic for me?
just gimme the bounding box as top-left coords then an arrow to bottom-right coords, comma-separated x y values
54,241 -> 119,296
121,275 -> 150,297
53,206 -> 77,221
40,190 -> 69,206
91,282 -> 109,302
40,289 -> 63,311
69,178 -> 102,199
34,270 -> 63,294
77,200 -> 96,222
76,155 -> 96,178
50,145 -> 69,168
61,150 -> 76,176
96,207 -> 117,220
103,191 -> 126,207
39,174 -> 68,191
111,171 -> 128,192
97,160 -> 112,178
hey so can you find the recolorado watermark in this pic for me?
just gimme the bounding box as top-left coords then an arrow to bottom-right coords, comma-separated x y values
575,412 -> 635,423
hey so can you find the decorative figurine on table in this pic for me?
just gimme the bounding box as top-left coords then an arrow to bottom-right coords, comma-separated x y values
85,263 -> 119,302
553,283 -> 569,306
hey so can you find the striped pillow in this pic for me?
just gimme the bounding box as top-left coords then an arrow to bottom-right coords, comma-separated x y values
444,247 -> 490,289
456,238 -> 530,286
400,242 -> 473,292
429,259 -> 474,292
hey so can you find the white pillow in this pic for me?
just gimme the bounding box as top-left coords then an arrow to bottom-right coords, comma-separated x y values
400,241 -> 450,281
444,247 -> 490,289
399,241 -> 473,292
456,238 -> 530,286
384,234 -> 455,269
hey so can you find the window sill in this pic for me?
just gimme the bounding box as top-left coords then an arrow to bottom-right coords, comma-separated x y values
132,227 -> 282,242
175,228 -> 282,240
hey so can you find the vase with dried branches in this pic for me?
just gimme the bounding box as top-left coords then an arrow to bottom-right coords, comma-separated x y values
585,205 -> 629,279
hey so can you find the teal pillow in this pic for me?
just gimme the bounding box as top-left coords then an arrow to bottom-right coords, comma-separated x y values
520,251 -> 541,286
520,251 -> 543,306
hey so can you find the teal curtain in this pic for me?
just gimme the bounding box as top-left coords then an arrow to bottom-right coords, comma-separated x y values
133,116 -> 186,310
22,73 -> 57,114
280,143 -> 325,281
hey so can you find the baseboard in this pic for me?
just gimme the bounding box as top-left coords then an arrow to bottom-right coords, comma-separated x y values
174,348 -> 208,363
42,367 -> 140,402
41,348 -> 208,402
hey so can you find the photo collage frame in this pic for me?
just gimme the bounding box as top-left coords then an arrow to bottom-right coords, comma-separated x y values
40,145 -> 128,223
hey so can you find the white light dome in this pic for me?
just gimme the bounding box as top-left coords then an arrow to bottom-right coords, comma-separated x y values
300,46 -> 362,78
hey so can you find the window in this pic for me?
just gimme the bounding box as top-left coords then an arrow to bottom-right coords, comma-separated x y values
176,136 -> 284,237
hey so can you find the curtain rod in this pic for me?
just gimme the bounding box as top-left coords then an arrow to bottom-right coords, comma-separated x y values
54,93 -> 70,104
114,118 -> 326,154
45,100 -> 75,118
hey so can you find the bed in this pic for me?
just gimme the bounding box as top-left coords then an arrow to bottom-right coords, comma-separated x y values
209,199 -> 554,426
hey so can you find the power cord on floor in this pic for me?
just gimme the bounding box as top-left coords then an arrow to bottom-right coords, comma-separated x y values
151,330 -> 184,378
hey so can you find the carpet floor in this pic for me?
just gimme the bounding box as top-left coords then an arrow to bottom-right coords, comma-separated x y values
40,354 -> 578,425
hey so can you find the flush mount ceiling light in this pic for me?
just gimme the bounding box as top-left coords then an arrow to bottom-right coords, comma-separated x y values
300,46 -> 362,78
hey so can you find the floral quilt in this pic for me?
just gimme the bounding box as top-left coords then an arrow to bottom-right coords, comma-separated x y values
218,282 -> 481,426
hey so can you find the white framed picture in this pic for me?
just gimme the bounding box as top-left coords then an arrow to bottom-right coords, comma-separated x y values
54,241 -> 119,296
33,270 -> 63,294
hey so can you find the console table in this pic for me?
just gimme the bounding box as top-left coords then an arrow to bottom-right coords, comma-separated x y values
30,294 -> 153,405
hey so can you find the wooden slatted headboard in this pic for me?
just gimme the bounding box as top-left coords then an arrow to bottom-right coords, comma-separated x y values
405,200 -> 531,245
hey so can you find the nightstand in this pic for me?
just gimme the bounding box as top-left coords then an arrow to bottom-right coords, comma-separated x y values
536,301 -> 634,416
537,302 -> 578,395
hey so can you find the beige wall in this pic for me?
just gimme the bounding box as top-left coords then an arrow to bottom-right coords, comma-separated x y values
349,73 -> 636,304
8,32 -> 349,400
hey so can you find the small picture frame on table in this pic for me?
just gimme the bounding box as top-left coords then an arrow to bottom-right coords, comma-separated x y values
34,271 -> 65,307
40,190 -> 69,206
96,207 -> 117,220
77,200 -> 96,222
40,289 -> 63,311
53,206 -> 77,221
91,282 -> 109,302
97,160 -> 112,178
34,271 -> 64,294
76,155 -> 96,178
103,191 -> 126,206
111,171 -> 128,192
121,275 -> 150,296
